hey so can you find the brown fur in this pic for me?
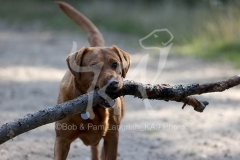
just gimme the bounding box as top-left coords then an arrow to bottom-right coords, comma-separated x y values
54,2 -> 131,160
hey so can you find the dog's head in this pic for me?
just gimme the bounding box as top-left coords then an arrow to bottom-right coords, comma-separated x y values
66,45 -> 130,93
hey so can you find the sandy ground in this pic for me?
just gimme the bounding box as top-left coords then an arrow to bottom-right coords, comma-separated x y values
0,27 -> 240,160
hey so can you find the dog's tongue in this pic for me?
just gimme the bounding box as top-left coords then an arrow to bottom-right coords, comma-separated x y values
101,99 -> 115,108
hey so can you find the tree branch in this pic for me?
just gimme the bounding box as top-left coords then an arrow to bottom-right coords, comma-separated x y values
0,74 -> 239,144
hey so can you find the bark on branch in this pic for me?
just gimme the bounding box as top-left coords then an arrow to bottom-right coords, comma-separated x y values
0,74 -> 239,145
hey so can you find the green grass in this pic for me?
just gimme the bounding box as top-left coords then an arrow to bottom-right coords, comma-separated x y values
207,42 -> 240,68
0,0 -> 79,31
176,40 -> 240,68
1,0 -> 240,68
184,151 -> 196,157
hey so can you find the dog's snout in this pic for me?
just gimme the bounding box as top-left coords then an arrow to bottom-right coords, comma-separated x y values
106,79 -> 119,91
108,79 -> 119,88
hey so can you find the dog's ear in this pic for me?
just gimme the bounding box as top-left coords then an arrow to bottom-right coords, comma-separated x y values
112,45 -> 131,78
66,47 -> 89,79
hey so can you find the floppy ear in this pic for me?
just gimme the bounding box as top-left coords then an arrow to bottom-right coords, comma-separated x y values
66,47 -> 89,79
112,45 -> 131,78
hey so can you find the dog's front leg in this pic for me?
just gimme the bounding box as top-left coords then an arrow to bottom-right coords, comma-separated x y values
91,145 -> 100,160
54,121 -> 79,160
101,131 -> 119,160
54,136 -> 71,160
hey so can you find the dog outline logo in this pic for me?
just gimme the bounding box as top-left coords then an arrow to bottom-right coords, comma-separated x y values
137,29 -> 174,116
139,29 -> 174,49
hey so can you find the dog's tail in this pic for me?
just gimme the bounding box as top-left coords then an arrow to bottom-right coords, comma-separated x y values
56,1 -> 105,47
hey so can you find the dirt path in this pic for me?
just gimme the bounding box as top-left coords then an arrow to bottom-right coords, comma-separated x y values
0,28 -> 240,160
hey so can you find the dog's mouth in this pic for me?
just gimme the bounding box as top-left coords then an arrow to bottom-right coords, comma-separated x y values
94,85 -> 119,92
100,99 -> 115,108
94,85 -> 100,90
94,85 -> 116,108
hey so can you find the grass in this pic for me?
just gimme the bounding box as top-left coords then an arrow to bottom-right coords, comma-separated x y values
184,151 -> 196,157
173,3 -> 240,68
1,0 -> 239,68
0,0 -> 79,31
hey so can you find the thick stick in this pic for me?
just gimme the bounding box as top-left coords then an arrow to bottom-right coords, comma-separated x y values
0,75 -> 239,144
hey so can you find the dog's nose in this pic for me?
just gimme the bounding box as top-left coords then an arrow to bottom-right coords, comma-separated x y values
106,79 -> 119,91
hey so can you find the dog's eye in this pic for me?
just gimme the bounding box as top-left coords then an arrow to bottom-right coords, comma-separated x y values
112,62 -> 118,69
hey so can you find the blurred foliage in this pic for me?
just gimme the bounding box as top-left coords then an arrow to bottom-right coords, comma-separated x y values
0,0 -> 239,67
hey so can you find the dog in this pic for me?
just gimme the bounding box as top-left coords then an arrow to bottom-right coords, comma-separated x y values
54,1 -> 131,160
